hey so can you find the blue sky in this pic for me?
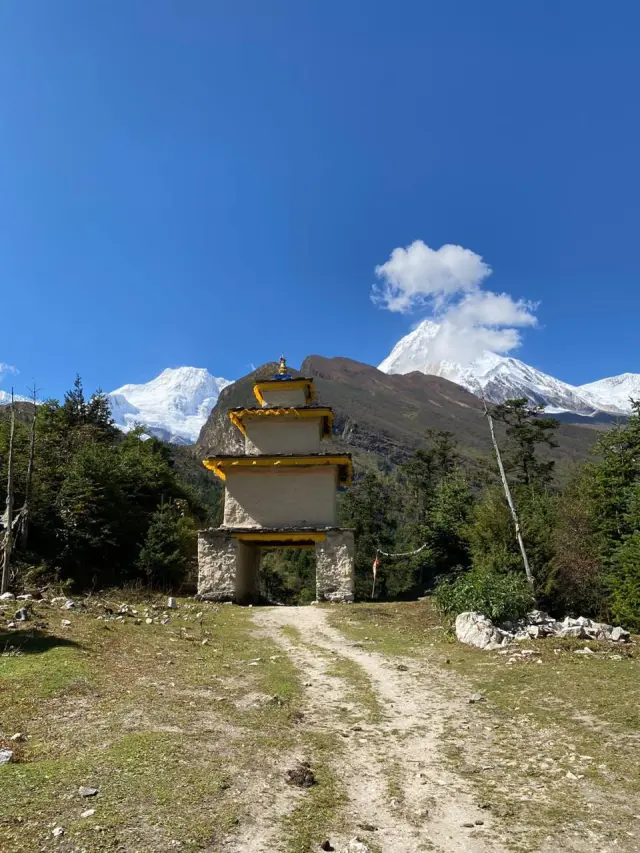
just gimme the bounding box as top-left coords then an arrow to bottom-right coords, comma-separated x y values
1,1 -> 639,400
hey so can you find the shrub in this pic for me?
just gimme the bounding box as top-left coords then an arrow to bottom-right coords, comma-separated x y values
434,568 -> 534,624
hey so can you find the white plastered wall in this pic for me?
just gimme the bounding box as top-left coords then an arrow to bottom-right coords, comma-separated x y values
259,387 -> 307,408
243,417 -> 321,455
223,466 -> 338,528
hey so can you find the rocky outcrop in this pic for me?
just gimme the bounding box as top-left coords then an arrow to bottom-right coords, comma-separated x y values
456,610 -> 631,650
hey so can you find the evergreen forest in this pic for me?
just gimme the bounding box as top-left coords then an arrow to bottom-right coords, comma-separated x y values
1,378 -> 640,631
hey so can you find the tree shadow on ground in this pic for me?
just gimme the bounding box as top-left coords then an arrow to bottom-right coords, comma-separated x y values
0,628 -> 81,655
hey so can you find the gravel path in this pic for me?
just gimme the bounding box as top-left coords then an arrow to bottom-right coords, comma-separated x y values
246,605 -> 507,853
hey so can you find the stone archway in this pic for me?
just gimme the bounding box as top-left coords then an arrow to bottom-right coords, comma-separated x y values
197,528 -> 355,604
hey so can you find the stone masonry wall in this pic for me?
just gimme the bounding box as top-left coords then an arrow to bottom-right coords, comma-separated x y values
315,529 -> 355,603
197,530 -> 238,601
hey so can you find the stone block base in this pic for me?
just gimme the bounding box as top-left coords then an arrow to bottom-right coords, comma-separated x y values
197,527 -> 355,605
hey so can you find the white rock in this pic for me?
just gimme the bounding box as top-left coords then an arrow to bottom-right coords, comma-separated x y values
63,599 -> 75,609
558,626 -> 587,639
52,826 -> 65,837
574,647 -> 594,655
611,626 -> 631,643
167,597 -> 177,610
16,594 -> 33,600
0,749 -> 14,765
0,591 -> 15,600
455,612 -> 509,650
81,808 -> 95,818
61,619 -> 71,626
341,840 -> 371,853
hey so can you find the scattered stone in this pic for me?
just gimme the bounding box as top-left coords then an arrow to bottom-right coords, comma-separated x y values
396,664 -> 409,672
145,618 -> 153,625
63,599 -> 75,609
357,823 -> 378,831
52,826 -> 65,837
81,808 -> 96,818
457,609 -> 633,650
0,591 -> 15,600
320,842 -> 335,852
16,594 -> 33,601
10,733 -> 25,742
14,608 -> 29,622
286,761 -> 316,788
61,619 -> 71,626
0,749 -> 14,765
469,693 -> 486,704
574,647 -> 595,655
167,597 -> 177,610
566,771 -> 578,780
78,786 -> 99,797
475,819 -> 484,825
341,840 -> 371,853
462,822 -> 475,828
351,724 -> 363,731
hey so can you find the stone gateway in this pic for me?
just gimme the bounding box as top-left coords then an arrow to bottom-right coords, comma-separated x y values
197,357 -> 355,603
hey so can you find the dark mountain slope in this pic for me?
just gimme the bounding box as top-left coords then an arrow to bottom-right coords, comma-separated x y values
195,357 -> 602,480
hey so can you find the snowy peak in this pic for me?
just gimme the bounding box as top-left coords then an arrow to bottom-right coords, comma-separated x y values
108,367 -> 231,444
578,373 -> 640,413
378,319 -> 637,416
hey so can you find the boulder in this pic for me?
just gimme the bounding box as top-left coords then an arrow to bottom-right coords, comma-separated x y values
558,626 -> 587,639
0,592 -> 15,601
0,749 -> 14,765
455,612 -> 509,650
611,626 -> 631,643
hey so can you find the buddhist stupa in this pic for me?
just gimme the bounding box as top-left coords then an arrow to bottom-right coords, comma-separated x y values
197,357 -> 355,603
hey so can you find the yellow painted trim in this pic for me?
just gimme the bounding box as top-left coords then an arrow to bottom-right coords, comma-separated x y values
253,378 -> 315,406
234,531 -> 327,543
229,407 -> 333,438
202,454 -> 352,485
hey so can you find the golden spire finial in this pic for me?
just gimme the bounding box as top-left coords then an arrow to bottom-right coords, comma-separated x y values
278,355 -> 288,375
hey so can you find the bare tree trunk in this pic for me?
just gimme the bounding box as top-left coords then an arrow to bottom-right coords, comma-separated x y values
484,400 -> 534,588
19,386 -> 38,550
1,391 -> 16,594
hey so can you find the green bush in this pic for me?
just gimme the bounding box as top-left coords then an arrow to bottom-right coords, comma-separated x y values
434,568 -> 534,624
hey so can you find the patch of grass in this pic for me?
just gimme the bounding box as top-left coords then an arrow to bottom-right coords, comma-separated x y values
0,597 -> 305,853
325,656 -> 385,723
281,732 -> 348,853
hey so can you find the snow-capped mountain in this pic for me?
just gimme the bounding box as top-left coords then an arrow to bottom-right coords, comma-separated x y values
578,374 -> 640,414
379,319 -> 638,416
108,367 -> 231,444
0,390 -> 30,405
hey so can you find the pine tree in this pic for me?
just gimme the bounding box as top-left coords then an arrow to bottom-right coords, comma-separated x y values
491,398 -> 559,488
136,502 -> 192,588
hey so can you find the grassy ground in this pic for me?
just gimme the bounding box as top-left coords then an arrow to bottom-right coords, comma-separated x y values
328,601 -> 640,852
0,594 -> 340,853
2,596 -> 639,853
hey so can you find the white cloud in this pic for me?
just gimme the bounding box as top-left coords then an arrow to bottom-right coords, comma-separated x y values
372,240 -> 538,365
0,363 -> 18,384
372,241 -> 492,313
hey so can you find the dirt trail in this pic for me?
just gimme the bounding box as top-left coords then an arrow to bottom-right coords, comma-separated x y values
249,605 -> 508,853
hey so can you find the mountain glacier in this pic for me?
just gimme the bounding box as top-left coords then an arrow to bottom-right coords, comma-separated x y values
379,319 -> 638,416
108,367 -> 231,444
